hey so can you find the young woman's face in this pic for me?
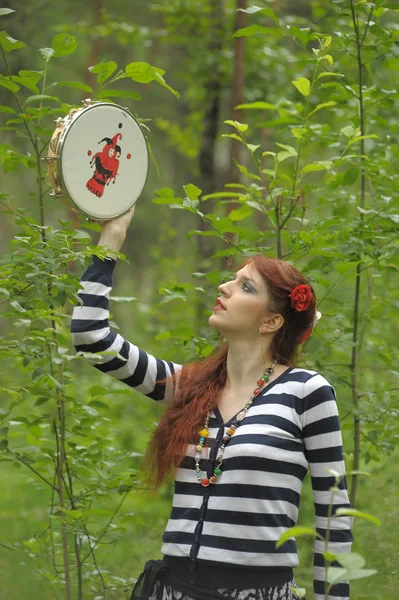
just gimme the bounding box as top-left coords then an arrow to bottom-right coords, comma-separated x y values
208,263 -> 275,339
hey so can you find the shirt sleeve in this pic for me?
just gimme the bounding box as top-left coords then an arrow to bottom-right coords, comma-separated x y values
301,374 -> 354,600
70,256 -> 182,402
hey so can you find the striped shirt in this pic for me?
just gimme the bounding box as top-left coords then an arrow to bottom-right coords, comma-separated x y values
71,257 -> 353,599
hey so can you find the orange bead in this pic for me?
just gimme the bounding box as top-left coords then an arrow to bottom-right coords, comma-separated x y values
227,428 -> 235,436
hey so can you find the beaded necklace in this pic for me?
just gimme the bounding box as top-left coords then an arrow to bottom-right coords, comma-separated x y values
195,359 -> 277,487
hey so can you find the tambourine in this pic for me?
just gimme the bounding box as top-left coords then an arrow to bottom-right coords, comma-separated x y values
47,100 -> 149,220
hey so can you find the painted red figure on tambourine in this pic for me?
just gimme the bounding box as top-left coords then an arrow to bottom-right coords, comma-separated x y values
86,133 -> 122,198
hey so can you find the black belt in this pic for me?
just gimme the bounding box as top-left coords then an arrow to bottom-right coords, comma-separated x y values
130,557 -> 294,600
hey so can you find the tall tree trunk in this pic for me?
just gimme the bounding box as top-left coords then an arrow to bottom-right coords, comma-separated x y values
195,0 -> 225,325
84,0 -> 105,90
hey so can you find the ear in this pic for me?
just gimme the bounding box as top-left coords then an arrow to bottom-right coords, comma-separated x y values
260,313 -> 284,335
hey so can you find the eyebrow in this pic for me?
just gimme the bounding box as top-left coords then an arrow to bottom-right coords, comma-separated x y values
234,273 -> 259,287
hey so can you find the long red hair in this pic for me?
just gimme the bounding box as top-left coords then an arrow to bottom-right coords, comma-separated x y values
143,256 -> 316,490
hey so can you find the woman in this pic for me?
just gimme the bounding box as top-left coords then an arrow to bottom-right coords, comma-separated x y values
71,207 -> 353,600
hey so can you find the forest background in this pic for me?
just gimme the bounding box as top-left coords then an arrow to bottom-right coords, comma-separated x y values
0,0 -> 398,599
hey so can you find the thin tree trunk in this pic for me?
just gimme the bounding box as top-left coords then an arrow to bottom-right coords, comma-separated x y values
228,0 -> 246,184
349,1 -> 372,507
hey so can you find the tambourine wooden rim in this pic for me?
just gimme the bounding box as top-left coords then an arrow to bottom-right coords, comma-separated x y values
47,101 -> 149,220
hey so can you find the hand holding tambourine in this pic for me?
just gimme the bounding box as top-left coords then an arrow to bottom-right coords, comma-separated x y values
47,100 -> 149,220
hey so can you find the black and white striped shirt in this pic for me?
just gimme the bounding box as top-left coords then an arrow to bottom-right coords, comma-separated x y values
71,257 -> 353,599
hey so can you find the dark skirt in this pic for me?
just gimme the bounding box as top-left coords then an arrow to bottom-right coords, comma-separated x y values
130,560 -> 301,600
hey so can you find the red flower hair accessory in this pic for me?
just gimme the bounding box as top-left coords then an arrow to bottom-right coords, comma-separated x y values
288,284 -> 313,312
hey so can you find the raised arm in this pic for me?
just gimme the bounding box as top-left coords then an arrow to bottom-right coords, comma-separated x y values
71,207 -> 182,402
301,374 -> 353,600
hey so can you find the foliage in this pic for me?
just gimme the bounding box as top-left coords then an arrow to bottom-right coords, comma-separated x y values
0,1 -> 398,599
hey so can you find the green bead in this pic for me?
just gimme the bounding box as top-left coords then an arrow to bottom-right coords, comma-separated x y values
263,374 -> 269,381
214,467 -> 222,476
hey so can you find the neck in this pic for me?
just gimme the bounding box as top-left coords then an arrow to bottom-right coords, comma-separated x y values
225,339 -> 275,390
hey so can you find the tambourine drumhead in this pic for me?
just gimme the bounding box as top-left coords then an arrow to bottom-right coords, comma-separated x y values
50,103 -> 148,220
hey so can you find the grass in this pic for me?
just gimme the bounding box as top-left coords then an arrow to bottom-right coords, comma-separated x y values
0,453 -> 397,599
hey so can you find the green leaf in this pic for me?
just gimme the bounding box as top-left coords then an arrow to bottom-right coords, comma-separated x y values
83,404 -> 98,417
202,192 -> 245,201
184,184 -> 202,201
0,105 -> 15,113
238,6 -> 278,22
224,120 -> 248,132
89,61 -> 118,85
89,385 -> 107,397
10,300 -> 24,313
323,551 -> 338,562
52,33 -> 77,57
289,587 -> 306,599
0,73 -> 19,93
348,134 -> 379,146
277,151 -> 296,164
221,133 -> 243,142
233,25 -> 270,37
308,101 -> 337,117
155,332 -> 171,341
292,77 -> 311,97
341,125 -> 355,138
35,397 -> 50,407
153,71 -> 180,98
301,161 -> 333,173
95,88 -> 141,100
343,168 -> 359,185
320,54 -> 334,65
24,95 -> 59,105
291,127 -> 308,140
122,62 -> 179,97
54,81 -> 93,93
336,262 -> 361,275
39,47 -> 55,61
276,526 -> 317,549
247,144 -> 260,153
124,61 -> 164,82
0,8 -> 15,15
335,508 -> 381,526
10,75 -> 38,94
19,70 -> 43,85
152,188 -> 182,205
327,567 -> 377,585
0,31 -> 26,52
89,400 -> 109,410
229,205 -> 254,221
335,553 -> 365,570
236,101 -> 275,110
275,143 -> 297,156
317,71 -> 345,80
